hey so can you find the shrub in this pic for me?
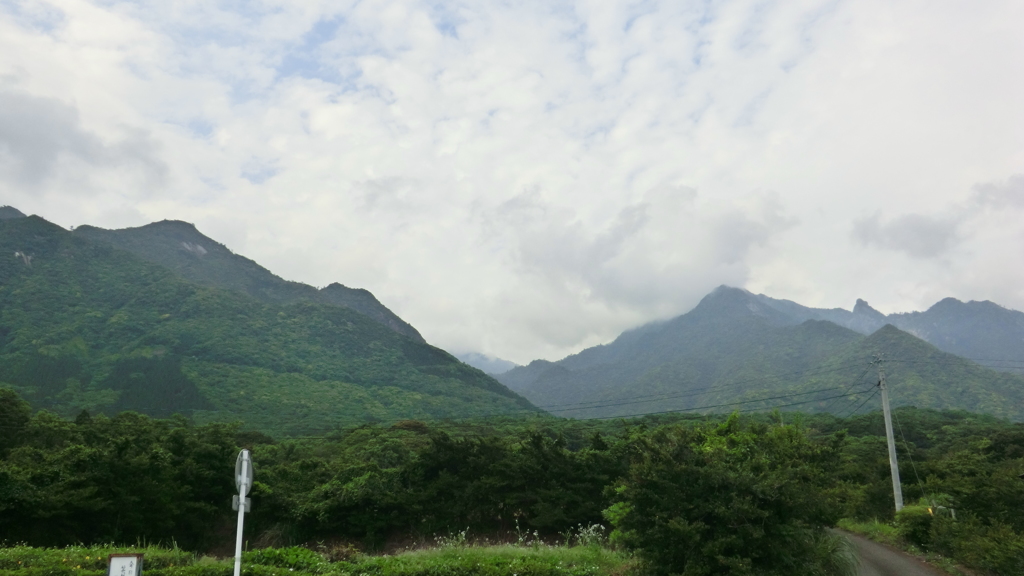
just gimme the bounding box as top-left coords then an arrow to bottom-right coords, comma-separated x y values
894,506 -> 933,548
930,516 -> 1024,575
243,547 -> 326,573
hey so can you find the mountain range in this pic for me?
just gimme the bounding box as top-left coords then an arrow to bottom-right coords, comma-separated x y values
0,209 -> 535,435
747,291 -> 1024,372
4,205 -> 1024,429
495,286 -> 1024,420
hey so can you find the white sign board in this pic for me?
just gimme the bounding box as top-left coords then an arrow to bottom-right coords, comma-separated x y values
108,555 -> 143,576
235,450 -> 253,495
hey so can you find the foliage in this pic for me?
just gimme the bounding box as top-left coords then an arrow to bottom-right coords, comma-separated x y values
605,416 -> 847,576
336,545 -> 627,576
0,408 -> 239,549
829,407 -> 1024,574
244,548 -> 326,572
0,544 -> 193,571
0,216 -> 534,436
2,382 -> 1022,573
0,544 -> 628,576
833,520 -> 899,547
0,388 -> 31,456
926,515 -> 1024,575
894,506 -> 932,548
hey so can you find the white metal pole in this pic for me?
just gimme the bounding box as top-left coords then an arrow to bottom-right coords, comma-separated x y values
233,451 -> 249,576
879,371 -> 904,512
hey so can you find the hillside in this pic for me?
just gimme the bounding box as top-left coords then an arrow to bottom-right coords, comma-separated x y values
73,220 -> 425,342
496,286 -> 1024,420
0,215 -> 536,435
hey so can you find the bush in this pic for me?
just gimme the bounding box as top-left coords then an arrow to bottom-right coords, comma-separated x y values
894,506 -> 933,548
930,516 -> 1024,575
243,548 -> 326,573
605,417 -> 848,576
338,545 -> 624,576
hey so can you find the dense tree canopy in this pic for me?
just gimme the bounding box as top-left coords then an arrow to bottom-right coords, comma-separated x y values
0,388 -> 1021,573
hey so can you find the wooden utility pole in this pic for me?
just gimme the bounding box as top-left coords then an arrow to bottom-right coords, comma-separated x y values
876,357 -> 904,512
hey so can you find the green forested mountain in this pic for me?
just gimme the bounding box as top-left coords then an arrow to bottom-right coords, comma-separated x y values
74,219 -> 425,342
497,286 -> 1024,420
0,206 -> 26,220
0,214 -> 535,435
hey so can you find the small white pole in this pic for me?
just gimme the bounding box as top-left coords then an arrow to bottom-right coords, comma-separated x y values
233,450 -> 250,576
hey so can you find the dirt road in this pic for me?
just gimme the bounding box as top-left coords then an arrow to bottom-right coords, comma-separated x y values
845,532 -> 946,576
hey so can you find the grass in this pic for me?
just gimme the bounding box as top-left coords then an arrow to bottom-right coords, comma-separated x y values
343,545 -> 629,576
835,518 -> 900,547
0,543 -> 631,576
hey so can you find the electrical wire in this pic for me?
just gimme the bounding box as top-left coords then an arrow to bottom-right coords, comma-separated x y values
892,407 -> 930,505
837,387 -> 880,420
257,384 -> 878,438
535,359 -> 870,410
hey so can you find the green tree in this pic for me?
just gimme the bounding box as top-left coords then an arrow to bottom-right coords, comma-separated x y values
605,416 -> 844,576
0,386 -> 31,455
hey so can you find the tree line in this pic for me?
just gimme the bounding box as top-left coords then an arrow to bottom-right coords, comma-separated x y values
1,387 -> 1021,574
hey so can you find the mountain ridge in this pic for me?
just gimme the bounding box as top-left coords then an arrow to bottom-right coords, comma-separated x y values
496,286 -> 1024,420
73,219 -> 425,342
0,206 -> 26,220
750,288 -> 1024,368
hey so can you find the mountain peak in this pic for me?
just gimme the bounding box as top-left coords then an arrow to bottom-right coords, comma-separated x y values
927,297 -> 968,313
690,285 -> 793,325
853,298 -> 886,319
0,206 -> 27,220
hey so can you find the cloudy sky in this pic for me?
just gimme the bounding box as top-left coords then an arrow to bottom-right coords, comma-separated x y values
2,0 -> 1022,364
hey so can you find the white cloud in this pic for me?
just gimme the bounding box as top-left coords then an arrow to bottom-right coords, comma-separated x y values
1,0 -> 1022,362
852,212 -> 961,259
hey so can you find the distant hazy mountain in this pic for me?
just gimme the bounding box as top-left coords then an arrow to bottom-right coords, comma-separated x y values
74,220 -> 425,342
751,292 -> 1024,372
496,286 -> 1024,420
455,352 -> 519,375
0,214 -> 536,435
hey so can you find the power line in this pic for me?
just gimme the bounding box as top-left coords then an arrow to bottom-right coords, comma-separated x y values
838,387 -> 880,420
583,386 -> 876,422
892,408 -> 929,505
536,360 -> 871,410
250,383 -> 874,438
818,365 -> 875,414
181,359 -> 884,436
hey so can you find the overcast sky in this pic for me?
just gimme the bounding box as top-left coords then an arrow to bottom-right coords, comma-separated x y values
2,0 -> 1022,364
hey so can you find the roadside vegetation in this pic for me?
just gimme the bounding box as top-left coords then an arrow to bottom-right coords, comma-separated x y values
1,387 -> 1021,574
0,541 -> 629,576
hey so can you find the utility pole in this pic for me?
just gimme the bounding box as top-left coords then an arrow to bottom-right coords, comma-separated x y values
875,357 -> 904,512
